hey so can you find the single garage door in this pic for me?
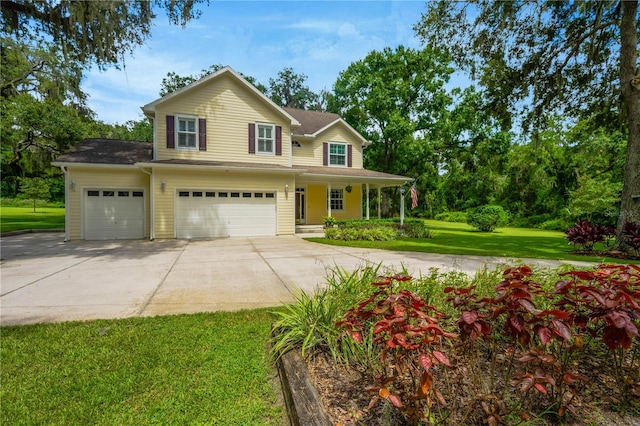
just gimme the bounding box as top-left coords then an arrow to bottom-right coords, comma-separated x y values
176,190 -> 276,238
84,189 -> 145,240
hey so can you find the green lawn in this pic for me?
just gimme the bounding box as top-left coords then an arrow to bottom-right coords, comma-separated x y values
1,206 -> 65,233
309,219 -> 630,263
1,310 -> 287,426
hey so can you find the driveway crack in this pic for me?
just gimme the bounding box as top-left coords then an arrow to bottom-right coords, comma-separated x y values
248,238 -> 296,296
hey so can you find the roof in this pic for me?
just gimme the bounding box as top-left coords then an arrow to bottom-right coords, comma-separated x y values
141,66 -> 300,128
283,107 -> 370,146
293,165 -> 409,182
53,139 -> 152,165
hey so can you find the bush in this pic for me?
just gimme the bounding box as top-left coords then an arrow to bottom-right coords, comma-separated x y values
621,221 -> 640,254
537,218 -> 572,231
434,211 -> 468,223
324,218 -> 432,241
466,205 -> 508,232
564,219 -> 616,252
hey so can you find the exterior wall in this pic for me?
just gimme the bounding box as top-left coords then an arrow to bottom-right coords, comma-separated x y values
152,168 -> 295,238
154,74 -> 292,166
66,167 -> 150,240
304,183 -> 362,225
292,122 -> 365,169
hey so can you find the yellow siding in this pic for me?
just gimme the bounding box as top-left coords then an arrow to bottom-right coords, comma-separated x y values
66,167 -> 150,240
152,168 -> 295,238
155,74 -> 292,166
292,122 -> 365,168
304,184 -> 362,225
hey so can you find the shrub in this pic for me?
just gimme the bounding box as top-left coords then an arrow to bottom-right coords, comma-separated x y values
537,218 -> 572,231
324,219 -> 431,241
564,219 -> 616,252
323,216 -> 336,229
621,221 -> 640,254
434,211 -> 468,223
466,205 -> 508,232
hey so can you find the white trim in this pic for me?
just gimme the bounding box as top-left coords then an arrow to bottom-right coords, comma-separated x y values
329,187 -> 345,211
135,162 -> 303,174
302,118 -> 370,146
175,114 -> 199,151
328,142 -> 348,168
256,122 -> 276,155
52,162 -> 141,170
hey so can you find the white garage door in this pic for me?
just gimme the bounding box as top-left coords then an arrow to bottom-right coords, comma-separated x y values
176,190 -> 276,238
84,189 -> 145,240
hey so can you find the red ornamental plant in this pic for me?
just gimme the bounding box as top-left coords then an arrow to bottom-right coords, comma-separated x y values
622,221 -> 640,254
336,274 -> 457,424
564,219 -> 616,252
555,264 -> 640,404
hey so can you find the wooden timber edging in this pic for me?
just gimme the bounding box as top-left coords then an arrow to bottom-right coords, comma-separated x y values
276,349 -> 333,426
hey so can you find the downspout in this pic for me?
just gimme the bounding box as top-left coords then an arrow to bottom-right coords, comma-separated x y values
60,166 -> 70,242
140,167 -> 155,240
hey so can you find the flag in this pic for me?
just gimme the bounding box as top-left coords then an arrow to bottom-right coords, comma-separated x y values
410,183 -> 418,209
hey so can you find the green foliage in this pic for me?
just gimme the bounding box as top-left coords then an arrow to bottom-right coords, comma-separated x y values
17,177 -> 49,212
0,205 -> 65,232
325,226 -> 398,241
434,211 -> 467,223
268,67 -> 319,110
1,310 -> 286,425
467,205 -> 508,232
568,174 -> 621,224
324,218 -> 432,241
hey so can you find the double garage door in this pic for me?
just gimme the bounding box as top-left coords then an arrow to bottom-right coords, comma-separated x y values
84,189 -> 145,240
176,189 -> 276,238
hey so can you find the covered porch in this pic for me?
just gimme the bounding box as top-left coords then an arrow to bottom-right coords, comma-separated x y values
292,165 -> 411,225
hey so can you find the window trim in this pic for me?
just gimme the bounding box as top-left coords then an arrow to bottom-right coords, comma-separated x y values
256,123 -> 275,155
329,188 -> 345,211
328,142 -> 347,167
175,114 -> 199,151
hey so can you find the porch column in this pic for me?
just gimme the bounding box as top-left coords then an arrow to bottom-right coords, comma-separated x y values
327,182 -> 332,217
365,183 -> 370,220
377,187 -> 381,219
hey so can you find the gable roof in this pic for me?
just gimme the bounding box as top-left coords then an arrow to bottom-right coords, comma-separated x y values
53,139 -> 152,165
141,66 -> 300,128
283,107 -> 370,146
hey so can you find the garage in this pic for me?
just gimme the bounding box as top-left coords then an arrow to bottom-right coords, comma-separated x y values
84,189 -> 145,240
175,189 -> 276,238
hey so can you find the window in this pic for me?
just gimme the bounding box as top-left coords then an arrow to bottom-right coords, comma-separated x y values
330,189 -> 344,210
254,193 -> 263,198
206,192 -> 215,197
179,191 -> 189,197
218,192 -> 228,197
103,191 -> 114,197
88,191 -> 99,197
132,191 -> 143,197
231,192 -> 240,198
329,143 -> 346,166
177,116 -> 197,149
242,193 -> 252,198
118,191 -> 129,197
193,191 -> 202,197
292,141 -> 301,148
257,123 -> 274,154
265,193 -> 275,198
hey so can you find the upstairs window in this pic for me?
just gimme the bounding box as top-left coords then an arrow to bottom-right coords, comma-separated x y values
329,143 -> 346,166
257,123 -> 274,154
177,116 -> 197,149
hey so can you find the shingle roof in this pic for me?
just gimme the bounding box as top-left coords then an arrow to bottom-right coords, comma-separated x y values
54,139 -> 152,165
283,107 -> 341,135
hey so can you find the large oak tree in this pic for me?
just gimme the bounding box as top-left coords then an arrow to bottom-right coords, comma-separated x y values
415,0 -> 639,247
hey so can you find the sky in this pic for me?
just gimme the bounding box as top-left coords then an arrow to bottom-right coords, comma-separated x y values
82,1 -> 430,124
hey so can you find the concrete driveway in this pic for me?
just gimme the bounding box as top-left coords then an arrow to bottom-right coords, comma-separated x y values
0,233 -> 595,325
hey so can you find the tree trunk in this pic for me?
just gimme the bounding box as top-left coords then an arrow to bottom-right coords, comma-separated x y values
616,0 -> 640,250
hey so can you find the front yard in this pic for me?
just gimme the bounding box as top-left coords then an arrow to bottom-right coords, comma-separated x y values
1,310 -> 287,425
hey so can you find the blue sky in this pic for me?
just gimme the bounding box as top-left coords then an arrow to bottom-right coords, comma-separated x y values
83,1 -> 430,124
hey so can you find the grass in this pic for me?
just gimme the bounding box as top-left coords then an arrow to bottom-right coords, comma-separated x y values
1,205 -> 65,233
308,219 -> 631,263
1,310 -> 287,426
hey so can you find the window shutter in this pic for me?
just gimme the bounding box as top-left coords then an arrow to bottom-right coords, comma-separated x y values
248,123 -> 256,154
323,142 -> 328,166
198,118 -> 207,151
166,115 -> 175,149
275,126 -> 282,156
347,145 -> 353,167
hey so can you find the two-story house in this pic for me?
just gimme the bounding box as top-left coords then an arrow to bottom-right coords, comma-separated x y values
53,66 -> 410,240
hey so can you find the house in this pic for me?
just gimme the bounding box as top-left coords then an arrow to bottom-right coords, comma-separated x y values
53,66 -> 410,240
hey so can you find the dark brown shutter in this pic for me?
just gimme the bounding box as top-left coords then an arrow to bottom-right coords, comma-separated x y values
323,142 -> 328,166
166,115 -> 175,149
275,126 -> 282,156
347,144 -> 353,167
198,118 -> 206,151
248,123 -> 256,154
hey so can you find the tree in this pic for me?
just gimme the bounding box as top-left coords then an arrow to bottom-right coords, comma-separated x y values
268,67 -> 318,109
1,0 -> 207,69
18,177 -> 50,212
415,0 -> 639,247
328,46 -> 453,215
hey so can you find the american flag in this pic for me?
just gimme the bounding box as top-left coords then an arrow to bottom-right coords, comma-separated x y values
410,183 -> 418,209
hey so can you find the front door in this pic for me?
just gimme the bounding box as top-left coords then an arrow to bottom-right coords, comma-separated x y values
295,187 -> 306,224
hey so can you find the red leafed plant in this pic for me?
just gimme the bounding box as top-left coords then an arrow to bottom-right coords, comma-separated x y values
555,264 -> 640,405
564,219 -> 616,252
337,274 -> 457,424
622,221 -> 640,255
